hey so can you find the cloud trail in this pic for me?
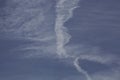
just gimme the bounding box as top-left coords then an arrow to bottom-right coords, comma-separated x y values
55,0 -> 92,80
55,0 -> 79,57
74,57 -> 92,80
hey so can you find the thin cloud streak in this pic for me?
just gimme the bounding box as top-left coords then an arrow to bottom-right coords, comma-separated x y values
74,57 -> 92,80
55,0 -> 79,57
55,0 -> 92,80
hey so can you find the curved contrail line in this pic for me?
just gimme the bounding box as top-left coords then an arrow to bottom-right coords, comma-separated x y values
74,57 -> 92,80
55,0 -> 92,80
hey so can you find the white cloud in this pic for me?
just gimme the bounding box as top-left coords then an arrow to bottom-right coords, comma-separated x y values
65,44 -> 119,65
73,57 -> 92,80
55,0 -> 79,57
91,68 -> 120,80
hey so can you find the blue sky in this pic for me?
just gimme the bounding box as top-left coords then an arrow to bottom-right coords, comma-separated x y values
0,0 -> 120,80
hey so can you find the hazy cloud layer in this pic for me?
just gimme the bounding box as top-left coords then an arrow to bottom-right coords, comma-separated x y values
0,0 -> 120,80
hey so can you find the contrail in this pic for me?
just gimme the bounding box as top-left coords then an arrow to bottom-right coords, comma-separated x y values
55,0 -> 79,57
55,0 -> 92,80
74,57 -> 92,80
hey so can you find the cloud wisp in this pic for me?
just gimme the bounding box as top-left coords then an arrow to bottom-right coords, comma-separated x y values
55,0 -> 92,80
74,57 -> 92,80
55,0 -> 80,57
1,0 -> 56,42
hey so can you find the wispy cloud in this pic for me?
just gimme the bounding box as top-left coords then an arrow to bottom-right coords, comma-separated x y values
1,0 -> 55,42
55,0 -> 93,80
2,1 -> 120,80
66,44 -> 119,65
73,57 -> 92,80
91,67 -> 120,80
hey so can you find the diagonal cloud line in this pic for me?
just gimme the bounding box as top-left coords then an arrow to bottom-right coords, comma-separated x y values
74,57 -> 92,80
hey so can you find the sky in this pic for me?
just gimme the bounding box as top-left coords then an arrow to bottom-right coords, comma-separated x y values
0,0 -> 120,80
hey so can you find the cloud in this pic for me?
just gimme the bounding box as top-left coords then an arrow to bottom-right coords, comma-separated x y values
55,0 -> 79,57
63,44 -> 119,80
10,42 -> 57,59
66,44 -> 119,65
0,1 -> 120,80
73,57 -> 92,80
62,72 -> 120,80
55,0 -> 92,79
91,68 -> 120,80
1,0 -> 56,42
